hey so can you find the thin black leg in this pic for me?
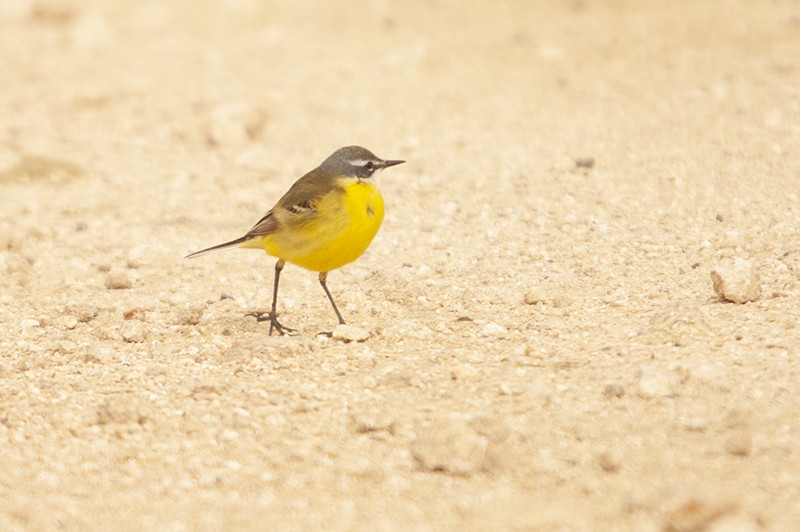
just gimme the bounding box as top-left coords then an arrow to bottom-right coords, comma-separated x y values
248,259 -> 295,335
319,271 -> 345,325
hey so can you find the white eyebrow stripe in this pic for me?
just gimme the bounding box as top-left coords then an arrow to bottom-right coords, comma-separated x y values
348,159 -> 370,166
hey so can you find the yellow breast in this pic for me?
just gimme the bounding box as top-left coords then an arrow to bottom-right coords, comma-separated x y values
262,178 -> 385,272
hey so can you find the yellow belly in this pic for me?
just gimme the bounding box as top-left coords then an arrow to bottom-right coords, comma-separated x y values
258,179 -> 384,272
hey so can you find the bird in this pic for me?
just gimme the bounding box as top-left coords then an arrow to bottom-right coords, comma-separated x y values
186,146 -> 405,335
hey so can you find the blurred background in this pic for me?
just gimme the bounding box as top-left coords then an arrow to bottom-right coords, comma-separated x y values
1,1 -> 799,529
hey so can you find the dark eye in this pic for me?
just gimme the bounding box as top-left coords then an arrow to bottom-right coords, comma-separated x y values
365,161 -> 375,172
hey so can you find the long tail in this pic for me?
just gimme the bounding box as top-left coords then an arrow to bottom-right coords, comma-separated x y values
185,235 -> 252,259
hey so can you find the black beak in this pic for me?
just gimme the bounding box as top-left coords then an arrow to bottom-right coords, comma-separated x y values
378,159 -> 405,169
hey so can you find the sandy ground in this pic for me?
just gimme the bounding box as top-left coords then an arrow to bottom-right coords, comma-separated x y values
1,0 -> 799,530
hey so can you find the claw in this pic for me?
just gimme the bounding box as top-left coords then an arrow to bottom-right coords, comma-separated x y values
245,311 -> 297,336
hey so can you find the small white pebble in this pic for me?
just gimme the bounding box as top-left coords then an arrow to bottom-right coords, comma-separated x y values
710,257 -> 761,303
220,428 -> 239,442
597,448 -> 623,472
480,322 -> 508,337
105,269 -> 132,290
71,303 -> 98,322
603,383 -> 625,398
637,366 -> 682,398
61,315 -> 79,330
120,321 -> 145,343
523,289 -> 545,305
20,318 -> 41,328
332,324 -> 370,343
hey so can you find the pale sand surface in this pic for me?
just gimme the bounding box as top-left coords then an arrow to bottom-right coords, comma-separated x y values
1,1 -> 799,530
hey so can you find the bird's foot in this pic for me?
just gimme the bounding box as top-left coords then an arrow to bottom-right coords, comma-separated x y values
246,311 -> 297,336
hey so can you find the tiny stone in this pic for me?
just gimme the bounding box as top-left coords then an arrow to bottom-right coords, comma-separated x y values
120,321 -> 145,343
575,157 -> 595,169
597,448 -> 622,472
603,383 -> 625,398
637,366 -> 682,398
523,289 -> 544,305
681,416 -> 710,432
220,428 -> 239,441
71,303 -> 98,322
480,322 -> 508,337
724,429 -> 752,457
105,269 -> 132,290
551,296 -> 572,308
20,318 -> 41,328
332,324 -> 370,342
123,308 -> 146,321
61,315 -> 79,330
176,305 -> 204,326
710,257 -> 761,304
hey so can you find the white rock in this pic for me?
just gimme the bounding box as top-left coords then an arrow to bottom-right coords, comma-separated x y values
176,305 -> 204,326
105,269 -> 132,290
61,315 -> 79,330
523,288 -> 545,305
603,383 -> 625,398
71,303 -> 98,322
681,414 -> 710,432
710,257 -> 761,303
637,366 -> 683,398
597,447 -> 623,472
480,322 -> 508,337
332,324 -> 370,343
120,321 -> 145,343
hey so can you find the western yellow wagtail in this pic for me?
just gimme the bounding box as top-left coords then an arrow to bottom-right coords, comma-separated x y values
186,146 -> 405,335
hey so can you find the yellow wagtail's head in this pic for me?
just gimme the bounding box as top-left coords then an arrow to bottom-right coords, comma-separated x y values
320,146 -> 405,181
